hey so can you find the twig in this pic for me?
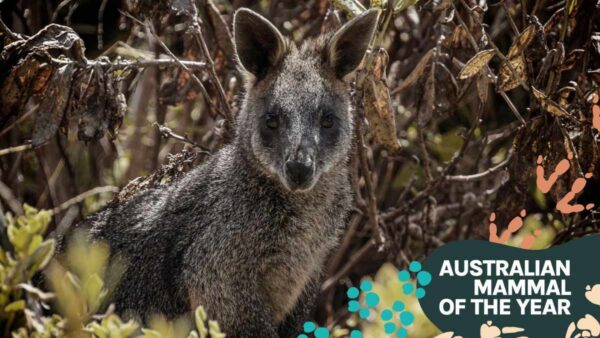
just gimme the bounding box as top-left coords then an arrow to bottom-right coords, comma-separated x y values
356,114 -> 384,247
51,0 -> 73,22
0,181 -> 24,215
321,240 -> 375,292
187,6 -> 234,124
154,123 -> 211,154
51,57 -> 207,70
502,0 -> 520,36
152,40 -> 167,170
0,105 -> 37,138
97,0 -> 109,50
51,186 -> 119,215
119,10 -> 222,120
148,23 -> 225,121
35,151 -> 57,225
0,144 -> 33,157
0,16 -> 20,41
445,154 -> 511,182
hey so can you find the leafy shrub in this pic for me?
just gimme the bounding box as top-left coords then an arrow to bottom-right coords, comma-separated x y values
0,205 -> 225,338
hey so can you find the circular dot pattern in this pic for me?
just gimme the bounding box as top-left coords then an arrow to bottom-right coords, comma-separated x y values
397,270 -> 410,282
409,261 -> 422,272
402,283 -> 414,295
381,309 -> 393,321
400,311 -> 414,326
384,322 -> 396,334
347,287 -> 359,299
303,322 -> 315,333
360,280 -> 373,292
417,271 -> 432,286
392,300 -> 405,312
365,292 -> 380,307
314,327 -> 329,338
339,264 -> 432,338
350,330 -> 362,338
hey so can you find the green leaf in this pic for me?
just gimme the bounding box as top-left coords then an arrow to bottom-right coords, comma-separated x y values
394,0 -> 419,13
119,320 -> 140,337
330,0 -> 366,17
27,234 -> 43,255
29,240 -> 56,273
84,273 -> 105,311
195,307 -> 208,338
370,0 -> 387,9
8,225 -> 30,252
567,0 -> 577,14
140,328 -> 163,338
208,321 -> 225,338
4,299 -> 26,312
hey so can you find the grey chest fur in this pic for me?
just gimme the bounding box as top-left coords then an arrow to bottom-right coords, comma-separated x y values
260,206 -> 344,322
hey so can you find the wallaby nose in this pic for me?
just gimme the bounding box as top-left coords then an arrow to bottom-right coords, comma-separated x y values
285,160 -> 314,187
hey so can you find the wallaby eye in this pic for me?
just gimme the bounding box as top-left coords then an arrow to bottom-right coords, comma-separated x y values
265,114 -> 279,129
321,114 -> 334,129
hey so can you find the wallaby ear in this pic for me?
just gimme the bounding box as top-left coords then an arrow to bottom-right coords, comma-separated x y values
327,9 -> 379,78
234,8 -> 287,79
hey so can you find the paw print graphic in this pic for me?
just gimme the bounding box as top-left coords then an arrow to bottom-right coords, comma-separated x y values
379,300 -> 415,337
297,321 -> 330,338
347,280 -> 380,320
397,261 -> 432,299
373,260 -> 431,337
300,261 -> 432,337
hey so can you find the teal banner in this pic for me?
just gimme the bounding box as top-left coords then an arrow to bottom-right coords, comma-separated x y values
420,236 -> 600,337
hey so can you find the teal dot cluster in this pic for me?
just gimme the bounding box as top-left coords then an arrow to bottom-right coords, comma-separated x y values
397,260 -> 432,299
379,299 -> 415,337
297,321 -> 329,338
299,260 -> 432,337
347,280 -> 380,319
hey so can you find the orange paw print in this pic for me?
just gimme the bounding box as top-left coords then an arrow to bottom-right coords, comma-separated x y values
488,210 -> 542,249
589,90 -> 600,132
536,153 -> 594,214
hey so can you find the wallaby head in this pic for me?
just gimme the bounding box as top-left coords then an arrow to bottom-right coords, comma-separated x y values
233,8 -> 378,192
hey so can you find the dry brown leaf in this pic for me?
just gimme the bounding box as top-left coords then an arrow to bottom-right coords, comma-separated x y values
498,55 -> 527,92
497,25 -> 536,91
32,64 -> 75,147
363,50 -> 401,152
560,49 -> 584,71
70,66 -> 125,142
458,49 -> 494,79
391,48 -> 433,94
206,0 -> 235,63
532,87 -> 568,117
476,72 -> 489,103
364,76 -> 401,151
507,25 -> 535,58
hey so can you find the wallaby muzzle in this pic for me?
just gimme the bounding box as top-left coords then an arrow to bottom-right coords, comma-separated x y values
282,140 -> 316,191
284,156 -> 315,190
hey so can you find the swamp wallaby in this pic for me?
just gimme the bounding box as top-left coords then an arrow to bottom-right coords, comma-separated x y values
84,8 -> 378,337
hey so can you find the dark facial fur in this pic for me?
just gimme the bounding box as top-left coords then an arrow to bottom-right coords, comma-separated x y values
234,8 -> 378,192
240,43 -> 352,191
